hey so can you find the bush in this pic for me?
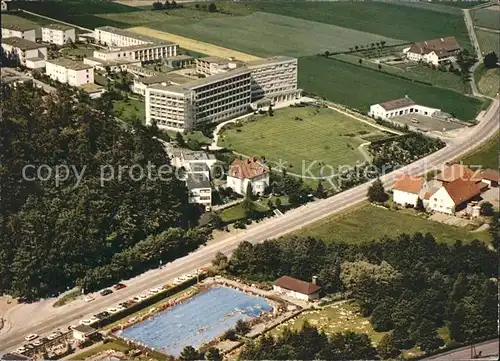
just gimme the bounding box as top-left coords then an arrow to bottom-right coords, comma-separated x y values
234,220 -> 246,229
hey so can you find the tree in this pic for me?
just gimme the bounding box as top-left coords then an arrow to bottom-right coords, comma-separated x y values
172,0 -> 178,8
152,1 -> 163,10
208,213 -> 223,230
324,50 -> 330,57
212,251 -> 228,269
275,197 -> 282,209
175,131 -> 185,146
367,178 -> 388,203
449,303 -> 467,343
416,197 -> 425,212
378,64 -> 382,71
267,198 -> 274,209
358,58 -> 363,65
413,318 -> 443,353
483,52 -> 498,69
381,40 -> 387,47
490,212 -> 499,250
480,201 -> 494,216
377,333 -> 400,359
315,181 -> 325,199
205,347 -> 222,361
235,319 -> 251,335
392,326 -> 414,350
164,0 -> 171,9
268,104 -> 274,117
208,2 -> 217,12
179,346 -> 201,361
354,45 -> 359,50
371,303 -> 394,332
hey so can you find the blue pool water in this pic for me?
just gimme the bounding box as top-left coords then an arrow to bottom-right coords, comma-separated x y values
119,286 -> 272,356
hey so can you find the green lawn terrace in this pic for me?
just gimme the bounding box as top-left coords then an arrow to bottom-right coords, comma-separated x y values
219,106 -> 391,179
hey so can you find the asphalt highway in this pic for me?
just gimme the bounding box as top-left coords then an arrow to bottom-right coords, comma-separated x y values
1,99 -> 498,352
424,339 -> 499,360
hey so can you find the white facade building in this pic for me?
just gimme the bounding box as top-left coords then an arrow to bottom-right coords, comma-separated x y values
404,37 -> 460,66
1,24 -> 36,42
1,37 -> 47,68
273,276 -> 321,302
195,56 -> 244,76
46,58 -> 94,87
131,72 -> 193,96
369,97 -> 440,120
146,68 -> 252,131
429,178 -> 486,215
226,157 -> 269,196
186,173 -> 212,210
392,173 -> 425,207
41,24 -> 76,46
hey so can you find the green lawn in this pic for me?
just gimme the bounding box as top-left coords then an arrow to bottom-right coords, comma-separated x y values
219,106 -> 388,177
146,11 -> 402,58
296,203 -> 491,244
476,29 -> 500,55
461,131 -> 499,169
220,200 -> 269,222
61,45 -> 96,59
112,99 -> 145,123
475,64 -> 500,98
333,54 -> 469,94
472,7 -> 500,30
299,56 -> 484,121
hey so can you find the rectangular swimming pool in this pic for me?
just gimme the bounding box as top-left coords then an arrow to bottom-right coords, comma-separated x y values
118,286 -> 272,356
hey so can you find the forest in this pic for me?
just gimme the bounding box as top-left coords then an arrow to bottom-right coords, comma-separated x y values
0,83 -> 204,299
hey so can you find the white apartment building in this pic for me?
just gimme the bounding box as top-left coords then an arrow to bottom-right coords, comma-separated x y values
186,173 -> 212,210
46,58 -> 94,87
41,24 -> 76,46
1,24 -> 36,42
132,72 -> 193,96
146,68 -> 252,131
95,26 -> 151,47
246,56 -> 300,104
1,37 -> 47,68
195,56 -> 244,76
368,97 -> 440,120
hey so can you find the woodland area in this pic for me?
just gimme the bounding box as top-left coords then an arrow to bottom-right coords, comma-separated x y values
0,83 -> 204,299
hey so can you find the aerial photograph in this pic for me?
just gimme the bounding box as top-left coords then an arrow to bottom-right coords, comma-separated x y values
0,0 -> 498,360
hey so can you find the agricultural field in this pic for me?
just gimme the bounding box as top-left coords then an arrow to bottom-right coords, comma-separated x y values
460,131 -> 499,170
298,56 -> 484,121
142,11 -> 402,58
219,106 -> 389,177
475,64 -> 500,98
472,6 -> 500,30
295,203 -> 491,244
476,29 -> 500,55
333,54 -> 469,94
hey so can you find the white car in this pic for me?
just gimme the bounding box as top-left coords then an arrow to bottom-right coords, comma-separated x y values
89,316 -> 99,323
25,334 -> 38,342
116,305 -> 126,312
107,307 -> 118,314
47,331 -> 62,340
148,288 -> 161,295
79,319 -> 92,326
138,294 -> 148,300
84,295 -> 95,302
32,340 -> 43,347
16,347 -> 27,354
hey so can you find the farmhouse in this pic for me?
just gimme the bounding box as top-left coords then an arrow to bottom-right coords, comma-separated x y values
428,178 -> 487,215
1,37 -> 47,69
41,24 -> 76,46
392,173 -> 425,207
1,23 -> 36,42
404,36 -> 460,66
186,173 -> 212,210
72,324 -> 97,342
227,157 -> 269,196
46,58 -> 94,87
273,276 -> 321,302
368,97 -> 440,120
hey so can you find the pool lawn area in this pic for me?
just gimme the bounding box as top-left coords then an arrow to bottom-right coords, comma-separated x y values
118,286 -> 272,357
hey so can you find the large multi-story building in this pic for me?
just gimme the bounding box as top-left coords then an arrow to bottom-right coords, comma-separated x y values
146,68 -> 252,131
194,56 -> 244,76
41,24 -> 76,46
1,24 -> 36,42
46,58 -> 94,87
1,37 -> 47,69
246,56 -> 300,104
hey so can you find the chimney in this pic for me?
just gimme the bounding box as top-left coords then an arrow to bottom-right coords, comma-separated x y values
312,275 -> 318,285
440,38 -> 444,42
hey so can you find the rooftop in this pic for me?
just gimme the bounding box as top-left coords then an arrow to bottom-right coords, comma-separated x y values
2,23 -> 36,32
72,324 -> 97,334
246,56 -> 296,67
480,169 -> 500,182
183,149 -> 216,162
0,353 -> 30,361
137,72 -> 193,86
79,83 -> 104,93
186,173 -> 211,190
197,56 -> 230,65
84,56 -> 139,67
95,26 -> 173,45
379,97 -> 416,111
392,173 -> 425,194
2,37 -> 46,51
47,57 -> 93,70
409,36 -> 460,55
168,54 -> 194,61
274,276 -> 321,295
443,178 -> 486,205
43,23 -> 74,31
437,164 -> 481,183
229,157 -> 269,180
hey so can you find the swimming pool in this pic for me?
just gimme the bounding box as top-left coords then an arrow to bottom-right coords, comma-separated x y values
118,286 -> 272,356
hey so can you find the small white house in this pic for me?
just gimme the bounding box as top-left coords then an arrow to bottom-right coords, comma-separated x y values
46,58 -> 94,87
273,276 -> 321,302
429,178 -> 486,215
392,173 -> 425,207
186,173 -> 212,210
227,157 -> 269,196
72,324 -> 97,342
41,24 -> 76,46
369,97 -> 440,120
1,37 -> 47,68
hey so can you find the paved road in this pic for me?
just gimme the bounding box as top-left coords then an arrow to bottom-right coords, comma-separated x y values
1,98 -> 498,352
424,339 -> 499,360
2,68 -> 57,94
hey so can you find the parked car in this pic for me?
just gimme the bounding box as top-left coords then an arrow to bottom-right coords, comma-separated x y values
89,316 -> 99,323
84,295 -> 95,302
23,344 -> 35,350
100,289 -> 113,296
32,339 -> 43,347
79,319 -> 92,326
16,347 -> 27,354
113,283 -> 126,290
25,334 -> 38,342
47,331 -> 62,340
106,307 -> 118,314
138,294 -> 148,301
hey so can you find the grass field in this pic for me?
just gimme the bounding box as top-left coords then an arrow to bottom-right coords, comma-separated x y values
299,56 -> 484,121
141,11 -> 402,58
295,203 -> 491,244
460,131 -> 499,169
333,54 -> 469,94
472,6 -> 500,30
476,29 -> 500,55
475,64 -> 500,98
219,106 -> 388,177
252,1 -> 471,49
113,99 -> 146,123
128,26 -> 261,61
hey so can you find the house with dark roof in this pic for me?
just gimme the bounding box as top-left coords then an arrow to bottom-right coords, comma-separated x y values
404,36 -> 460,65
273,276 -> 321,301
368,96 -> 440,120
227,157 -> 269,196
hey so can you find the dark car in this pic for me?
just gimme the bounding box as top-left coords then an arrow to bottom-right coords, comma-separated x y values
100,289 -> 113,296
113,283 -> 126,290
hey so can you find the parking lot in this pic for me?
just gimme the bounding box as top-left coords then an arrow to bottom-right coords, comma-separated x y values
391,114 -> 467,132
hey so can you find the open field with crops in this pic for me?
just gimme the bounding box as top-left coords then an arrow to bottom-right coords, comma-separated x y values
298,56 -> 484,121
475,64 -> 500,98
219,106 -> 389,177
460,131 -> 499,170
472,6 -> 500,30
140,11 -> 402,58
476,29 -> 500,55
128,26 -> 261,61
295,203 -> 491,244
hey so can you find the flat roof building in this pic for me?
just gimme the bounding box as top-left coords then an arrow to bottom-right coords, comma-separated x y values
46,58 -> 94,87
368,97 -> 440,120
186,173 -> 212,210
1,23 -> 36,42
1,37 -> 47,68
42,24 -> 76,46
